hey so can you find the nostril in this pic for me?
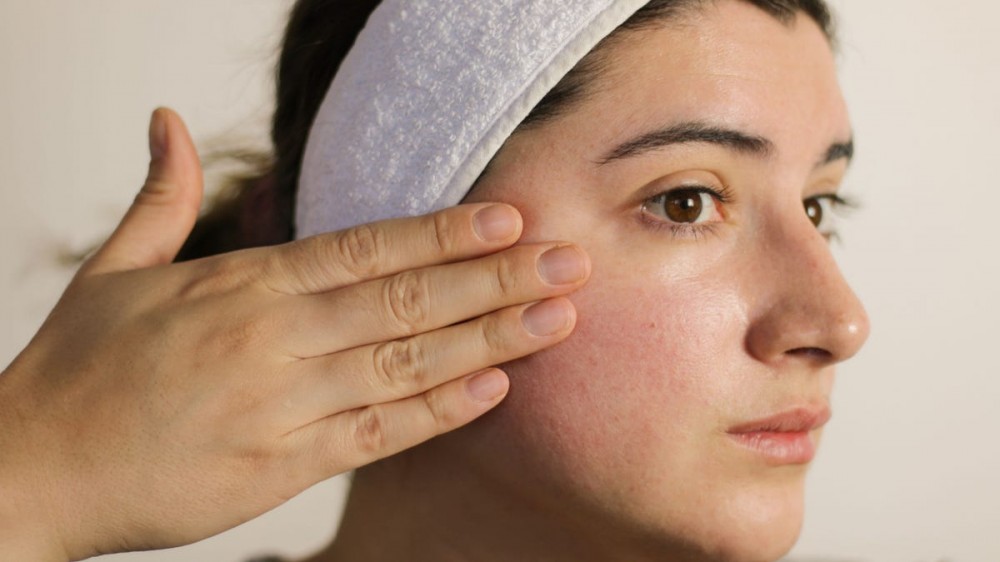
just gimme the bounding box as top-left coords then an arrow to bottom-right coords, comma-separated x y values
787,347 -> 833,362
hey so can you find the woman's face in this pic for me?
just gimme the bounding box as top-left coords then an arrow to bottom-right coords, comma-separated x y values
459,1 -> 870,559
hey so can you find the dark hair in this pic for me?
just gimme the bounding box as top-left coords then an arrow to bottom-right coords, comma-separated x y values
175,0 -> 835,262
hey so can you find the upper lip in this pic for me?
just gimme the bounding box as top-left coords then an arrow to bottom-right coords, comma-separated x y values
727,405 -> 832,434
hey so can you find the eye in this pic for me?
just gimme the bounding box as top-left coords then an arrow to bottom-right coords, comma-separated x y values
642,187 -> 727,226
804,194 -> 851,238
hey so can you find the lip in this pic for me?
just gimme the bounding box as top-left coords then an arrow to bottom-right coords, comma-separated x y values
726,406 -> 832,465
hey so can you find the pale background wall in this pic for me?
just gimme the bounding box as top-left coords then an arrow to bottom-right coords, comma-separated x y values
1,1 -> 996,561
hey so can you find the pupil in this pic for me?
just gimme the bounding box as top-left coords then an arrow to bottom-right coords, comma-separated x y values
666,190 -> 703,223
805,199 -> 823,227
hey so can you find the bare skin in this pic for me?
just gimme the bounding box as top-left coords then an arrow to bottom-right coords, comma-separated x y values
0,109 -> 591,561
311,4 -> 869,562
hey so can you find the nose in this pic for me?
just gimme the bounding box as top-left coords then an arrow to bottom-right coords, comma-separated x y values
745,217 -> 871,367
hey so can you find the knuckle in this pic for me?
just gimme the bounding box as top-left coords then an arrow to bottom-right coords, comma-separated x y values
370,339 -> 427,393
383,271 -> 432,332
233,439 -> 294,482
235,441 -> 283,475
493,253 -> 521,297
259,243 -> 307,292
267,240 -> 342,295
429,211 -> 458,256
337,223 -> 386,278
212,313 -> 272,355
479,311 -> 515,358
351,406 -> 389,455
422,389 -> 458,431
176,257 -> 249,301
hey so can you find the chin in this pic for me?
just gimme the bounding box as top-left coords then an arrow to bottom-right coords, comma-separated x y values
656,478 -> 808,562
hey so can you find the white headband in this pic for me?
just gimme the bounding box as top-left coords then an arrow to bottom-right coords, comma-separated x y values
295,0 -> 648,239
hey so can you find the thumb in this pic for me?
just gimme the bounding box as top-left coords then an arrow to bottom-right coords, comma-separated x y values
82,107 -> 204,276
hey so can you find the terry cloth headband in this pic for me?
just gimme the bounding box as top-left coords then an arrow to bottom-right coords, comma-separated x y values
295,0 -> 648,239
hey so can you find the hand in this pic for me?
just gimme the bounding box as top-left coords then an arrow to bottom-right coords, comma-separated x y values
0,108 -> 590,561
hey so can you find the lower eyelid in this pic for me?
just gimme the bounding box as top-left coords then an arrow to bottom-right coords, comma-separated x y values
637,210 -> 721,239
637,205 -> 727,242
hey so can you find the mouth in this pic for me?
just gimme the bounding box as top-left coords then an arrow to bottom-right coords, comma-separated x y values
726,406 -> 832,465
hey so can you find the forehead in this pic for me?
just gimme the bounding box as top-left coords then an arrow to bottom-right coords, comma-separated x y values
552,1 -> 850,162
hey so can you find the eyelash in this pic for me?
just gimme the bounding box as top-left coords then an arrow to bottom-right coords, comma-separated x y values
639,185 -> 734,240
809,193 -> 859,243
639,187 -> 858,241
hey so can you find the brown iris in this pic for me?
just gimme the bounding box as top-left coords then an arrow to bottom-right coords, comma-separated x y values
663,189 -> 706,223
805,198 -> 823,228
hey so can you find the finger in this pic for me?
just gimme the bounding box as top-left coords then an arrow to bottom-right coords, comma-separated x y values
82,108 -> 204,277
280,243 -> 589,357
261,203 -> 523,295
288,368 -> 509,479
277,298 -> 575,426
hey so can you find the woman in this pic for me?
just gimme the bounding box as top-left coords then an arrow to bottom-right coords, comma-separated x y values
0,0 -> 868,560
258,0 -> 867,559
281,0 -> 867,559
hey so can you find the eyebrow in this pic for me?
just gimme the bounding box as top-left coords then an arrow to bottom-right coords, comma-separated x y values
823,139 -> 854,167
597,121 -> 853,168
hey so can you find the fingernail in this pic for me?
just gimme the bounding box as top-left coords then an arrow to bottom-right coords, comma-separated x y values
473,205 -> 519,242
537,246 -> 587,286
466,370 -> 509,403
149,108 -> 168,160
522,299 -> 572,337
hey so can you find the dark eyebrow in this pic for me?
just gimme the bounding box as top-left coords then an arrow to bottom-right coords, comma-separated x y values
597,122 -> 774,165
822,138 -> 854,167
597,121 -> 855,169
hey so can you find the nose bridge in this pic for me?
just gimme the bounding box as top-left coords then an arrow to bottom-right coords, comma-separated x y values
746,212 -> 870,365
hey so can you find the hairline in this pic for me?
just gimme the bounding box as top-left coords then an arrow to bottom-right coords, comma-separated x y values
517,0 -> 837,130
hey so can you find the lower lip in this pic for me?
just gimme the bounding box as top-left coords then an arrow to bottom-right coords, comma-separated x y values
727,431 -> 817,465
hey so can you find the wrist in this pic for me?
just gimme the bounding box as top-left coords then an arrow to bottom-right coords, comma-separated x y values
0,509 -> 67,562
0,368 -> 71,562
0,438 -> 70,562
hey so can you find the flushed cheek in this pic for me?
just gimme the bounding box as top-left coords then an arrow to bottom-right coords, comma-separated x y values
496,268 -> 750,492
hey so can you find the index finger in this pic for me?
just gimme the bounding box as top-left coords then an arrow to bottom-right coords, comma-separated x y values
261,203 -> 523,295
